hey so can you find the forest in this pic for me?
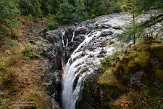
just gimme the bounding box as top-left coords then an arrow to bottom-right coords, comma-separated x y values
0,0 -> 162,42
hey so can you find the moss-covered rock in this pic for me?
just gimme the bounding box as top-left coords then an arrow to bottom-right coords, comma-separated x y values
155,69 -> 163,82
134,51 -> 150,68
79,39 -> 163,109
151,43 -> 163,61
98,69 -> 125,89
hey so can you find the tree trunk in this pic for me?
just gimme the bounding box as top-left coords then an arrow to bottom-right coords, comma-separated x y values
133,12 -> 136,44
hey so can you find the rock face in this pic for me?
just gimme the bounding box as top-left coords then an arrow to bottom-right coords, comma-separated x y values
78,39 -> 163,109
42,26 -> 87,105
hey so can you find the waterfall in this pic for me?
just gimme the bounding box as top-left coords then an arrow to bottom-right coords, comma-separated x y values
61,13 -> 131,109
61,11 -> 161,109
62,31 -> 102,109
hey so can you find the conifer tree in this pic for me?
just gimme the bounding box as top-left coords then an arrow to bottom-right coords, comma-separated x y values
0,0 -> 20,43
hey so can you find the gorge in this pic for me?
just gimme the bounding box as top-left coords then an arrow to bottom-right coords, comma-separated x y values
43,10 -> 163,109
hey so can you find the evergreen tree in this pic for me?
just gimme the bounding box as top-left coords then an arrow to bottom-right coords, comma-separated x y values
18,0 -> 34,16
58,3 -> 76,23
30,0 -> 42,17
0,0 -> 20,43
121,0 -> 163,43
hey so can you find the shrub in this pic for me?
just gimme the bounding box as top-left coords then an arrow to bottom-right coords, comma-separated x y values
23,43 -> 39,58
120,23 -> 144,42
0,61 -> 7,72
48,21 -> 59,30
58,3 -> 86,23
0,59 -> 17,90
0,0 -> 20,44
26,89 -> 51,109
58,3 -> 76,23
5,39 -> 19,47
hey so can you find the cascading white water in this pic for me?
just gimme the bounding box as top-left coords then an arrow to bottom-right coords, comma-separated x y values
61,11 -> 162,109
62,31 -> 102,109
62,13 -> 131,109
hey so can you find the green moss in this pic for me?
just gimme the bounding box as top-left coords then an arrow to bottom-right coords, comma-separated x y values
134,52 -> 150,68
135,42 -> 149,52
125,51 -> 137,59
48,21 -> 59,30
151,44 -> 163,61
99,39 -> 163,86
0,61 -> 7,71
127,60 -> 135,68
155,69 -> 163,82
100,53 -> 119,73
84,39 -> 163,109
122,63 -> 129,74
98,69 -> 123,89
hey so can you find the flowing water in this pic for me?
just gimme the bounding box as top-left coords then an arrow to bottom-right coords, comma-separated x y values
61,11 -> 163,109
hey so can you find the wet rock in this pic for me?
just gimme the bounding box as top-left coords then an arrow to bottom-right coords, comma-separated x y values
109,41 -> 115,45
100,31 -> 113,37
94,23 -> 111,29
45,32 -> 61,44
101,24 -> 111,29
129,71 -> 145,87
75,27 -> 87,35
113,26 -> 122,30
98,50 -> 107,57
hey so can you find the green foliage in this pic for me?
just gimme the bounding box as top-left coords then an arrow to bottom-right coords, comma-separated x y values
58,3 -> 75,23
160,104 -> 163,109
120,22 -> 144,42
18,0 -> 34,16
23,43 -> 39,58
0,58 -> 17,90
18,0 -> 42,17
121,0 -> 162,43
0,62 -> 7,72
100,53 -> 119,73
5,39 -> 19,47
58,3 -> 86,23
17,0 -> 122,24
48,21 -> 59,30
57,0 -> 121,23
84,0 -> 121,17
0,0 -> 20,27
18,0 -> 61,17
121,0 -> 163,14
0,0 -> 20,44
